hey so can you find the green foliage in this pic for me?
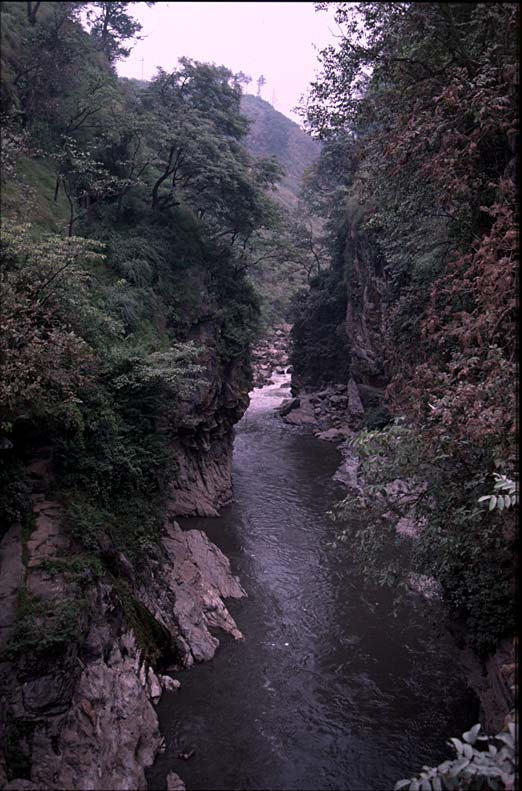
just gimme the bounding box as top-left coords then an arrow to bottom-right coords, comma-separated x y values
294,2 -> 517,663
40,553 -> 105,580
0,454 -> 32,540
4,589 -> 88,659
333,423 -> 516,655
395,719 -> 516,791
83,2 -> 156,63
290,270 -> 351,389
478,475 -> 518,512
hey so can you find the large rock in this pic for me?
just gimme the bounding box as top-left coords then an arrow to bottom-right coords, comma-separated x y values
166,771 -> 186,791
1,506 -> 246,789
279,397 -> 300,417
315,428 -> 350,443
167,433 -> 234,518
282,396 -> 317,426
347,378 -> 365,417
137,521 -> 245,668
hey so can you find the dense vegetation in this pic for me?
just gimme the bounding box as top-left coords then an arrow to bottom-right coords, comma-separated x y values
293,2 -> 518,657
240,93 -> 323,327
0,2 -> 284,570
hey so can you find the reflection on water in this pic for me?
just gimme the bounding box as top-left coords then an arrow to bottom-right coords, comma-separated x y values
147,373 -> 478,791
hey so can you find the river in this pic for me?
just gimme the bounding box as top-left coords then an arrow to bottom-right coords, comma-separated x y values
147,373 -> 478,791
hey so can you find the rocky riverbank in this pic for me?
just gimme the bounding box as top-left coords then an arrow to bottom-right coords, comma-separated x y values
0,336 -> 251,790
0,508 -> 245,791
279,377 -> 516,737
251,324 -> 292,388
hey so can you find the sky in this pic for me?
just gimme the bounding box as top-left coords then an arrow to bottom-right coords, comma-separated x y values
116,2 -> 339,124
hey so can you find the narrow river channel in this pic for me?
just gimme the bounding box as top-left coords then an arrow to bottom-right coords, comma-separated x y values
147,373 -> 478,791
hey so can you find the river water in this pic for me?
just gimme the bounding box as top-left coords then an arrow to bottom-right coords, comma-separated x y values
147,373 -> 478,791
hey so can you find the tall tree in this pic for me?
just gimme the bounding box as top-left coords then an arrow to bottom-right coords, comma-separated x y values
85,1 -> 155,62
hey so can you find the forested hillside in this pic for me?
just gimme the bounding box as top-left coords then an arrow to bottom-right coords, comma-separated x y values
0,0 -> 280,545
292,2 -> 517,659
236,94 -> 324,327
241,93 -> 321,211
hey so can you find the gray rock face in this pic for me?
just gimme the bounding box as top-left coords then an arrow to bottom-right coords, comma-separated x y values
1,507 -> 246,791
139,522 -> 246,667
166,353 -> 250,518
168,433 -> 235,518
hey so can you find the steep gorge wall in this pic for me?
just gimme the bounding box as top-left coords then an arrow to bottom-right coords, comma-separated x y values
291,217 -> 388,416
0,311 -> 253,790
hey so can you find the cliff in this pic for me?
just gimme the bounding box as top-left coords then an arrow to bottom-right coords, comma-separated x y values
290,215 -> 389,421
0,511 -> 245,790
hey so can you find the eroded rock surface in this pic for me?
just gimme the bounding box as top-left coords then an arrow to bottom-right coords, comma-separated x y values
139,522 -> 245,667
1,504 -> 245,790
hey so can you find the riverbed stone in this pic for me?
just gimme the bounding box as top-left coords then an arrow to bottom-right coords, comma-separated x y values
316,428 -> 349,443
347,377 -> 364,417
166,770 -> 187,790
279,397 -> 300,416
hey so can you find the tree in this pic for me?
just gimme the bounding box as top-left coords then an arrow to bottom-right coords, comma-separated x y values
84,1 -> 156,62
256,74 -> 266,96
144,60 -> 280,248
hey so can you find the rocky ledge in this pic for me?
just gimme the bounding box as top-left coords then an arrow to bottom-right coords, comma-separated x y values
0,512 -> 245,790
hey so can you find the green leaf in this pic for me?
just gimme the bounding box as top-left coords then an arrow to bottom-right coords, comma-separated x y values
448,757 -> 470,776
463,724 -> 481,744
449,738 -> 464,754
489,496 -> 497,510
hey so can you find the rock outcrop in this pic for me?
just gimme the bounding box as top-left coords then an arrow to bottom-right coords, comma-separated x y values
290,219 -> 389,422
0,507 -> 245,790
166,350 -> 250,517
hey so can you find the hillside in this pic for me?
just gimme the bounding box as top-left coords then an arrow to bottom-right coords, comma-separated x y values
241,93 -> 320,210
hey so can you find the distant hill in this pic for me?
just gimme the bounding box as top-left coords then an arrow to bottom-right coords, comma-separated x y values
240,93 -> 320,210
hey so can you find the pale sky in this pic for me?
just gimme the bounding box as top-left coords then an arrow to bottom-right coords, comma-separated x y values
116,2 -> 338,123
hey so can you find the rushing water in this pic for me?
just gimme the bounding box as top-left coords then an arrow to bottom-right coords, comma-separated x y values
147,373 -> 478,791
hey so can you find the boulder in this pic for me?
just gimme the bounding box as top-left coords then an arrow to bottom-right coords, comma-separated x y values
167,771 -> 186,790
283,410 -> 317,426
329,395 -> 348,408
316,428 -> 349,443
279,397 -> 300,417
347,378 -> 365,417
159,674 -> 181,692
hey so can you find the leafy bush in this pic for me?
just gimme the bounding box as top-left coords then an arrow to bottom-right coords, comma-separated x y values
4,590 -> 88,659
332,422 -> 516,655
395,720 -> 516,791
